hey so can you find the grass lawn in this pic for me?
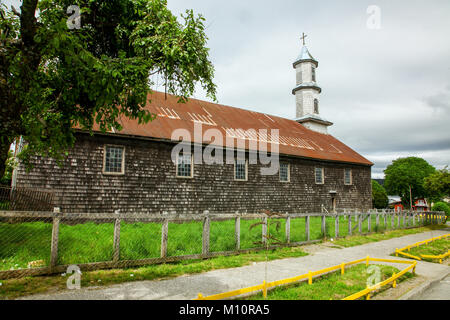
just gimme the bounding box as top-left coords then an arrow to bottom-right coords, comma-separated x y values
331,225 -> 445,248
399,238 -> 450,263
243,264 -> 414,300
0,246 -> 308,300
0,217 -> 343,271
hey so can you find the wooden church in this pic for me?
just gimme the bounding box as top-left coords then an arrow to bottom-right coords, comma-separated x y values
13,39 -> 373,214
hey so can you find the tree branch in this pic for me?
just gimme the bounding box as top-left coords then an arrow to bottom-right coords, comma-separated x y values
11,5 -> 21,17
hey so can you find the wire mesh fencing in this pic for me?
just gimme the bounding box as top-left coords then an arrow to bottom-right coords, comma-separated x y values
0,186 -> 54,211
0,210 -> 445,280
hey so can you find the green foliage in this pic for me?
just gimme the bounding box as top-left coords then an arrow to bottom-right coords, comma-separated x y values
384,157 -> 436,208
371,180 -> 388,209
424,167 -> 450,202
432,202 -> 450,217
0,150 -> 16,185
0,0 -> 217,173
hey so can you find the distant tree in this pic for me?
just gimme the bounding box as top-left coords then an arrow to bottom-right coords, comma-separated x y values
0,0 -> 217,177
432,202 -> 450,219
372,180 -> 388,209
424,167 -> 450,202
384,157 -> 436,208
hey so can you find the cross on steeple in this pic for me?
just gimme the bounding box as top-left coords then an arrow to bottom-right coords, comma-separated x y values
300,33 -> 307,46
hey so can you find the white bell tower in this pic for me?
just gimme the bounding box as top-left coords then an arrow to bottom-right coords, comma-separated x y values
292,34 -> 333,134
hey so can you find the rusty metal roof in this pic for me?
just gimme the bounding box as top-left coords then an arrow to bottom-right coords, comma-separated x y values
90,91 -> 373,166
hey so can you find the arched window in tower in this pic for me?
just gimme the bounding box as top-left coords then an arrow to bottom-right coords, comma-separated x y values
311,66 -> 316,82
314,99 -> 319,114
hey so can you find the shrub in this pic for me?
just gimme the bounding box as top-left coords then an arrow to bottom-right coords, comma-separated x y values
432,202 -> 450,217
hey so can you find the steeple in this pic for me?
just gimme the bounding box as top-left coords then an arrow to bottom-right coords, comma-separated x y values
292,35 -> 333,134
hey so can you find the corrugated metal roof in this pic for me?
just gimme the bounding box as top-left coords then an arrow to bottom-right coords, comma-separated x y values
90,91 -> 373,166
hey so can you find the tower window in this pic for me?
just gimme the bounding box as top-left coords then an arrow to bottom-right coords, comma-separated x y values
314,99 -> 319,114
312,66 -> 316,82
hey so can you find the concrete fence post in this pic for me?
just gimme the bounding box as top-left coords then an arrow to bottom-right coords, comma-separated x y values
335,215 -> 339,239
321,215 -> 326,237
113,218 -> 121,262
235,216 -> 241,250
50,217 -> 60,270
376,213 -> 379,230
286,216 -> 291,244
202,214 -> 210,257
305,216 -> 310,242
358,214 -> 362,234
383,213 -> 387,229
368,213 -> 371,232
161,219 -> 169,258
262,217 -> 268,247
348,215 -> 352,236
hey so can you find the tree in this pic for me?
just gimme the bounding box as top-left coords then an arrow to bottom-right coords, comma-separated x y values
372,180 -> 388,209
384,157 -> 436,208
424,167 -> 450,202
432,202 -> 450,219
0,150 -> 16,186
0,0 -> 217,177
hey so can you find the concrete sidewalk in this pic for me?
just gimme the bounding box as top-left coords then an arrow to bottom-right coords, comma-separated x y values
20,227 -> 450,300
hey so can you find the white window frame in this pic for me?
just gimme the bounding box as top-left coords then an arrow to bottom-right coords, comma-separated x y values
234,158 -> 248,181
315,167 -> 324,184
279,163 -> 290,183
176,153 -> 194,179
102,145 -> 125,176
344,168 -> 352,185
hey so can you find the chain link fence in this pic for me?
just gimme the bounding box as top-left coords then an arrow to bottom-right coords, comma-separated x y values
0,210 -> 446,280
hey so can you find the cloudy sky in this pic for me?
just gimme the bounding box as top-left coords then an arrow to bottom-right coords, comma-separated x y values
4,0 -> 450,178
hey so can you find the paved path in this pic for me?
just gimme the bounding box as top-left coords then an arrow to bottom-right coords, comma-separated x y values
20,227 -> 450,300
412,275 -> 450,300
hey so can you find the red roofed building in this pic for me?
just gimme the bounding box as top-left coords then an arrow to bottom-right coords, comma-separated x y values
13,41 -> 373,214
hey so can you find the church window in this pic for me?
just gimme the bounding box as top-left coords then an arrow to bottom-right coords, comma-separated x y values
235,158 -> 248,181
312,66 -> 316,82
344,169 -> 352,185
314,99 -> 319,114
315,167 -> 324,184
177,153 -> 193,178
103,145 -> 125,175
280,163 -> 290,182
